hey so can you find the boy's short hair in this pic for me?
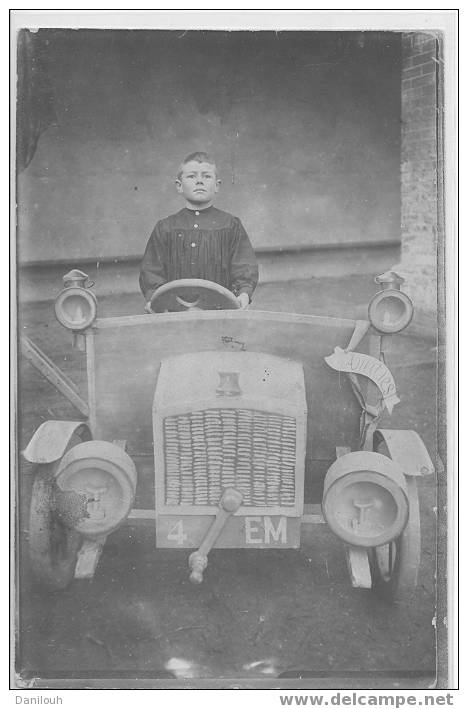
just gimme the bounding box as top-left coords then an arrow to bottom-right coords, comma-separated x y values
177,151 -> 217,179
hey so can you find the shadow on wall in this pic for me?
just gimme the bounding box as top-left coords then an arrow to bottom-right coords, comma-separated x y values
16,30 -> 401,263
18,242 -> 400,304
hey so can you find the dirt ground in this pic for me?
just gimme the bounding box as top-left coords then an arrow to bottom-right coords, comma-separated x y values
15,275 -> 442,689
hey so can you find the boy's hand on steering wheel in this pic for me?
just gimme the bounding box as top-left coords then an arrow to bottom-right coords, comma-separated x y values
236,293 -> 250,310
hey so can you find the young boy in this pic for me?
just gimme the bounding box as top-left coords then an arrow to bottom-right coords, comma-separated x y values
139,152 -> 258,311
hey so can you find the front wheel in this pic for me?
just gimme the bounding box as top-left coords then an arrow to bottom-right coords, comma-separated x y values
369,442 -> 421,602
29,465 -> 82,591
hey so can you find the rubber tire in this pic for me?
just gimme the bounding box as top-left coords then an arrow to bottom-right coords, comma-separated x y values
369,441 -> 421,603
29,465 -> 82,591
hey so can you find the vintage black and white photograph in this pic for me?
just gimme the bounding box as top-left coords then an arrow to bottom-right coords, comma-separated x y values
12,10 -> 457,692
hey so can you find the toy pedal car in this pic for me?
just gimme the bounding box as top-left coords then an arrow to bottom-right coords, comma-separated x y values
22,270 -> 434,599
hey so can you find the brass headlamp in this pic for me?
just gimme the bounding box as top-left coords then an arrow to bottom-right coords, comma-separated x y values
54,269 -> 97,331
368,271 -> 414,334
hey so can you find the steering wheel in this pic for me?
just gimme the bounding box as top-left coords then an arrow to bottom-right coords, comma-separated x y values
149,279 -> 240,313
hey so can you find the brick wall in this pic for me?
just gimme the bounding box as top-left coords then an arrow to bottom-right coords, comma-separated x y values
395,32 -> 440,334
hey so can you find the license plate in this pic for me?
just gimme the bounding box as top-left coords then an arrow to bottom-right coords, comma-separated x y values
156,515 -> 300,549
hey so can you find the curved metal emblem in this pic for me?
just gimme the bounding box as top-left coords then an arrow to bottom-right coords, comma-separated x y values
324,347 -> 400,414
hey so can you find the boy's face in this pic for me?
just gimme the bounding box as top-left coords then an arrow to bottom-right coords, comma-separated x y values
176,160 -> 220,207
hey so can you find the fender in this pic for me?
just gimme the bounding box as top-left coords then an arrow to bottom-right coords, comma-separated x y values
23,420 -> 92,465
374,429 -> 434,477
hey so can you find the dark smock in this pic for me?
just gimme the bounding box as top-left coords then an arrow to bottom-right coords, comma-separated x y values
139,206 -> 259,302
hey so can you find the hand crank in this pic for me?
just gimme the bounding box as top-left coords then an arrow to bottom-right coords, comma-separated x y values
188,487 -> 243,584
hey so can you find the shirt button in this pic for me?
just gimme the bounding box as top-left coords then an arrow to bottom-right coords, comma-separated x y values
191,242 -> 197,248
195,211 -> 200,216
193,223 -> 199,228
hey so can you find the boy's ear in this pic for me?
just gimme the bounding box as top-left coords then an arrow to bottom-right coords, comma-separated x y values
215,179 -> 221,192
175,179 -> 183,194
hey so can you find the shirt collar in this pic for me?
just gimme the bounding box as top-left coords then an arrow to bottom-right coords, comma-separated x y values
184,205 -> 214,214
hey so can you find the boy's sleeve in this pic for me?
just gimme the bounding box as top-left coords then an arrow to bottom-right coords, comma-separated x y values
230,219 -> 259,301
139,223 -> 168,302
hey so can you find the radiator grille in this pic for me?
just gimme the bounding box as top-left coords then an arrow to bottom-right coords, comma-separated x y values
164,408 -> 297,506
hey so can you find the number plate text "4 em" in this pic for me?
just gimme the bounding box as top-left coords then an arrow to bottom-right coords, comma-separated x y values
155,515 -> 300,549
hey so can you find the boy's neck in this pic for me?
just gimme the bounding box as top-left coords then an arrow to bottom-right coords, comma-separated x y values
184,201 -> 214,211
